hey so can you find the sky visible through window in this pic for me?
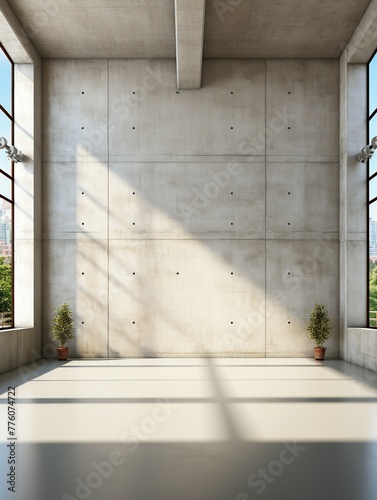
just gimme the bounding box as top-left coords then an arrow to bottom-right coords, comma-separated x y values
370,53 -> 377,115
0,47 -> 12,179
0,44 -> 13,327
369,52 -> 377,221
0,48 -> 12,113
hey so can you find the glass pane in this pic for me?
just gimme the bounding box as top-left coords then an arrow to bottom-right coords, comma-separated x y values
0,199 -> 12,251
0,199 -> 12,327
370,155 -> 377,178
369,52 -> 377,116
370,175 -> 377,202
0,173 -> 11,200
0,111 -> 12,175
369,115 -> 377,177
370,210 -> 377,261
370,202 -> 377,221
370,113 -> 377,143
0,47 -> 12,114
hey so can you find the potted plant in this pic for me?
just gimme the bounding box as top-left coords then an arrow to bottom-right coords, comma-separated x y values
306,303 -> 332,360
51,303 -> 74,360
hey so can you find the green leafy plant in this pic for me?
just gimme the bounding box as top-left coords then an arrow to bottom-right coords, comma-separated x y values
306,303 -> 332,348
51,303 -> 74,347
0,256 -> 12,314
369,266 -> 377,327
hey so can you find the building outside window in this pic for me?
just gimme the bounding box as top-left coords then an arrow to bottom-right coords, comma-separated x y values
0,43 -> 14,329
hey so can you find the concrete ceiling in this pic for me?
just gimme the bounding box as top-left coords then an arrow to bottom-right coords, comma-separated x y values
8,0 -> 372,59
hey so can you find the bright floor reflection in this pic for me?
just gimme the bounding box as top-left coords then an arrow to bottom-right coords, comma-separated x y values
1,358 -> 377,443
1,358 -> 377,500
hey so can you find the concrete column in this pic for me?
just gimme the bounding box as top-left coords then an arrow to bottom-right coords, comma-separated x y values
339,61 -> 368,358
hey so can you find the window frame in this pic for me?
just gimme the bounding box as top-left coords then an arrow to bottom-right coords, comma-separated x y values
0,42 -> 14,330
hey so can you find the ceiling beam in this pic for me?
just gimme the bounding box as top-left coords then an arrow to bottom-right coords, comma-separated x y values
0,0 -> 40,63
345,0 -> 377,63
174,0 -> 206,90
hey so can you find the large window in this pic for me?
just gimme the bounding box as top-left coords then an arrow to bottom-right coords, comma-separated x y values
368,49 -> 377,326
0,43 -> 14,329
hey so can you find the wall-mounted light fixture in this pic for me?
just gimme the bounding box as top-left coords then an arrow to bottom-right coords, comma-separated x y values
0,136 -> 24,163
357,136 -> 377,163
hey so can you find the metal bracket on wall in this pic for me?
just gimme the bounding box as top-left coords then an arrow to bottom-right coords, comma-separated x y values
0,136 -> 24,163
357,136 -> 377,163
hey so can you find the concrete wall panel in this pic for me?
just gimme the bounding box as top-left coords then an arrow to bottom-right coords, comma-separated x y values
42,239 -> 108,357
108,59 -> 266,157
339,241 -> 347,358
0,328 -> 42,375
43,160 -> 108,238
14,239 -> 35,327
266,60 -> 339,160
347,65 -> 367,236
42,60 -> 108,162
266,240 -> 339,357
346,328 -> 377,371
339,62 -> 368,345
109,161 -> 265,239
17,328 -> 36,367
109,239 -> 266,357
14,64 -> 36,241
0,332 -> 17,374
267,162 -> 339,237
347,240 -> 368,327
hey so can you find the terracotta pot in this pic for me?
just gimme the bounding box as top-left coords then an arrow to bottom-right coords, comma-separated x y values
314,347 -> 326,360
57,347 -> 69,361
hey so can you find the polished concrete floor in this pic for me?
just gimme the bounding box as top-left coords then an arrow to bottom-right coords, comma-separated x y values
1,358 -> 377,500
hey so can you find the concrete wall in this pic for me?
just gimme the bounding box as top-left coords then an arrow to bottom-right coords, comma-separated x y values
0,328 -> 36,374
345,329 -> 377,372
339,60 -> 368,361
42,58 -> 339,358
